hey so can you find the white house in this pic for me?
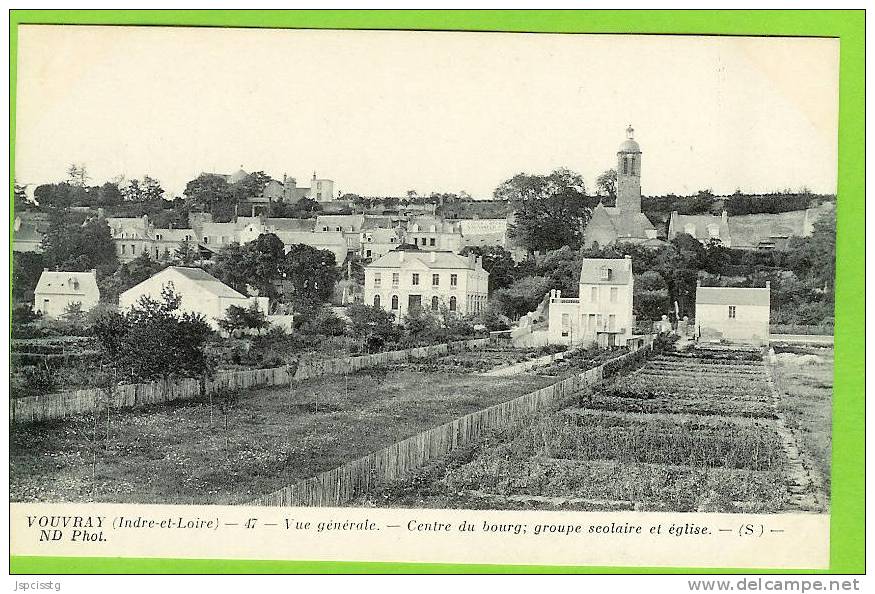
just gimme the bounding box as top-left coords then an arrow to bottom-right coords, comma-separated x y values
33,269 -> 100,317
119,266 -> 268,331
546,256 -> 635,348
695,282 -> 771,345
364,246 -> 489,319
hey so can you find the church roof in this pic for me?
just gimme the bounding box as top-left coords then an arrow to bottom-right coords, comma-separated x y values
600,205 -> 656,237
618,139 -> 641,153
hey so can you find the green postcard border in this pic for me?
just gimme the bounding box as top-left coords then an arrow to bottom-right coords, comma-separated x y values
8,9 -> 865,575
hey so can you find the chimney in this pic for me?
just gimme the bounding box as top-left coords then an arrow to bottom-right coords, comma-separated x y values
475,256 -> 482,268
399,251 -> 405,263
624,254 -> 631,259
697,280 -> 702,287
765,281 -> 771,290
429,251 -> 436,263
468,253 -> 475,267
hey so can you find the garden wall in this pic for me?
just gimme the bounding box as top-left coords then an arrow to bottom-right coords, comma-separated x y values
10,338 -> 490,425
251,336 -> 655,507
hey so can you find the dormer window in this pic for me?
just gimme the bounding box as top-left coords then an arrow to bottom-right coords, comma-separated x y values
600,266 -> 613,281
707,224 -> 720,238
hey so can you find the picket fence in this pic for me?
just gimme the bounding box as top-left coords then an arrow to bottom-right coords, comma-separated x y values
251,337 -> 656,507
10,338 -> 491,425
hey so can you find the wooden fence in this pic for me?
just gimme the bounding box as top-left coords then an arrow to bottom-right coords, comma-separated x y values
10,338 -> 491,425
251,337 -> 655,507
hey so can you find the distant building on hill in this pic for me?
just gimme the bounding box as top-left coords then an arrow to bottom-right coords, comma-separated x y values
34,269 -> 100,317
694,282 -> 770,345
668,210 -> 732,246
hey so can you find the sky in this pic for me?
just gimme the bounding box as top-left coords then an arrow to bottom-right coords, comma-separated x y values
15,26 -> 839,199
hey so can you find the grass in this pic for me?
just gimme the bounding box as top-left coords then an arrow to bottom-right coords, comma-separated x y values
9,368 -> 555,505
773,346 -> 834,495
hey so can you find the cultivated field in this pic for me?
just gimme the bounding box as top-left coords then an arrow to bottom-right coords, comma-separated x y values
357,346 -> 832,513
10,368 -> 555,505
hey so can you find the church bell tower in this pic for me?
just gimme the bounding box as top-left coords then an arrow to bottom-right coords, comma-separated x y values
616,125 -> 642,214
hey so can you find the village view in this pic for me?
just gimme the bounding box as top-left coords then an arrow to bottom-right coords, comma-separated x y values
10,128 -> 835,513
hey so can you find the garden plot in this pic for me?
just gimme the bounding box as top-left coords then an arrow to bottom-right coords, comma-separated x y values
357,347 -> 827,513
10,368 -> 554,505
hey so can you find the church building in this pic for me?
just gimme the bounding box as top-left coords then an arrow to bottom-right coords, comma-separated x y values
583,126 -> 662,248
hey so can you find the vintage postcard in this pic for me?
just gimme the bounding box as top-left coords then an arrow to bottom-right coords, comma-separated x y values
8,17 -> 855,574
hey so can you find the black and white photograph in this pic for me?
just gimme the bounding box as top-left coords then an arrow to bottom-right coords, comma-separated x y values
10,26 -> 837,525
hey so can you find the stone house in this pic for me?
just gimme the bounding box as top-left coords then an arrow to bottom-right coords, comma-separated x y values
364,246 -> 489,319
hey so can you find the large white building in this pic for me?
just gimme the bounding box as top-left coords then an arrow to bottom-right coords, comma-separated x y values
119,266 -> 268,331
546,256 -> 635,348
694,282 -> 771,346
33,269 -> 100,318
364,246 -> 489,319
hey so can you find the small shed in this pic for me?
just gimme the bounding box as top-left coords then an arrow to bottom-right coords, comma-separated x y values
694,282 -> 771,346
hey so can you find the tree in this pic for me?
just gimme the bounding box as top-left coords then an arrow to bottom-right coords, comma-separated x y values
122,179 -> 144,202
66,163 -> 89,187
498,168 -> 591,255
231,171 -> 272,203
142,175 -> 165,202
12,251 -> 44,303
13,182 -> 30,208
218,303 -> 270,336
282,244 -> 340,306
93,283 -> 214,382
41,209 -> 118,272
460,245 -> 517,293
345,303 -> 401,351
492,275 -> 553,319
633,270 -> 670,323
212,233 -> 287,300
174,240 -> 199,265
595,169 -> 617,205
184,174 -> 234,222
98,181 -> 124,207
98,253 -> 169,304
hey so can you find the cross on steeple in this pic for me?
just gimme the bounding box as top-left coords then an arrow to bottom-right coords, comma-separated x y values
626,124 -> 635,140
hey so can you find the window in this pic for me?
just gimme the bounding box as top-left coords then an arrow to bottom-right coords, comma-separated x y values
203,237 -> 209,244
374,273 -> 381,287
131,244 -> 136,254
431,296 -> 439,311
121,245 -> 126,255
429,238 -> 436,247
221,236 -> 227,244
600,267 -> 612,281
561,313 -> 570,337
391,295 -> 399,310
591,286 -> 598,302
623,157 -> 628,175
728,305 -> 736,319
392,273 -> 399,287
156,234 -> 162,240
366,249 -> 372,258
432,274 -> 440,286
449,296 -> 457,312
413,238 -> 418,245
588,314 -> 596,331
450,274 -> 458,287
412,273 -> 420,286
608,314 -> 616,332
373,295 -> 380,308
610,287 -> 618,303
